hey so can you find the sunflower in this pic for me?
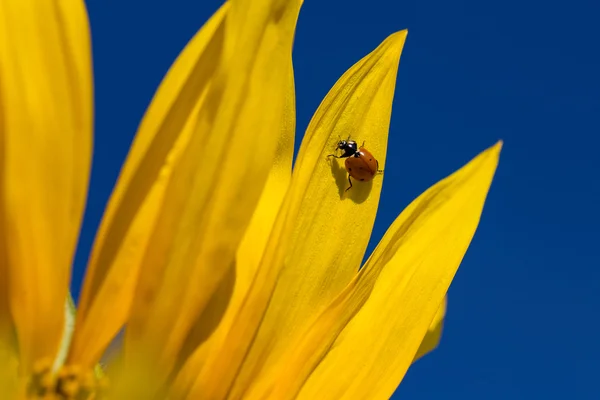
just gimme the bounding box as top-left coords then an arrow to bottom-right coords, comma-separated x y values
0,0 -> 500,399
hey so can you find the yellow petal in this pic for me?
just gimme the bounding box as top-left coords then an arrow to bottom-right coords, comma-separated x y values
121,0 -> 302,390
0,339 -> 18,399
189,31 -> 407,399
413,296 -> 446,362
172,62 -> 296,400
0,257 -> 17,396
68,2 -> 229,369
0,0 -> 92,368
250,141 -> 502,400
0,195 -> 16,392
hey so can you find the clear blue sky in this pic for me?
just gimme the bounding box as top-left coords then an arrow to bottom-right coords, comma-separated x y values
75,0 -> 600,398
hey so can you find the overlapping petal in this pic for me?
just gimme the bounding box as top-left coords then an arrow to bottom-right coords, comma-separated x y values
188,30 -> 407,400
0,0 -> 92,370
109,0 -> 303,393
414,296 -> 446,362
68,1 -> 230,369
246,142 -> 501,400
171,62 -> 296,399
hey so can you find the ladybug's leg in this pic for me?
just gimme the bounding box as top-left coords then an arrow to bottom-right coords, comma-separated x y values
376,159 -> 384,173
345,175 -> 353,192
361,140 -> 366,148
327,154 -> 344,159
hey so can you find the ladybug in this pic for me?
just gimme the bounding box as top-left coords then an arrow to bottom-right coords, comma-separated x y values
328,138 -> 382,191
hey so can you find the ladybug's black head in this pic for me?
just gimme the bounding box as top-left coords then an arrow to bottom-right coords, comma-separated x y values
335,139 -> 358,158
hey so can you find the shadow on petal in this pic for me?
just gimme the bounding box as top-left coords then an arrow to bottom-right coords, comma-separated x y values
328,158 -> 372,204
174,261 -> 236,374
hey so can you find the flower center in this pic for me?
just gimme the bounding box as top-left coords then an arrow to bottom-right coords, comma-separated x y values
27,359 -> 108,400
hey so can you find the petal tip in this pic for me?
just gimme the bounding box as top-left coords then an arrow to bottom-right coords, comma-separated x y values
376,30 -> 408,67
481,140 -> 503,163
387,29 -> 408,46
490,140 -> 503,161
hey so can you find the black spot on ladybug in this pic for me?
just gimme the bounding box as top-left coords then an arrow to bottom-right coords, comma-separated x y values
369,158 -> 372,161
360,178 -> 365,181
349,168 -> 352,171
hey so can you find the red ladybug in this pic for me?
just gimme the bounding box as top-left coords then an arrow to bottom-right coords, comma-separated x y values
328,138 -> 382,191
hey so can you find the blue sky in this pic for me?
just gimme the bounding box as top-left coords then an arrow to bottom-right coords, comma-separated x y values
76,0 -> 600,398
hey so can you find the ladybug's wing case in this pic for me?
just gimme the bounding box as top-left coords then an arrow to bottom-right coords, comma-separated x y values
357,148 -> 378,175
345,156 -> 376,181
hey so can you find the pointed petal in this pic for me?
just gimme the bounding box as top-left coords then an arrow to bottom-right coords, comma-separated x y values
172,63 -> 295,400
0,0 -> 92,368
188,31 -> 407,399
121,0 -> 302,390
67,2 -> 229,368
249,142 -> 502,400
413,296 -> 446,362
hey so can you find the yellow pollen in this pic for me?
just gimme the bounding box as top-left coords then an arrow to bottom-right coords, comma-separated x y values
26,360 -> 108,400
